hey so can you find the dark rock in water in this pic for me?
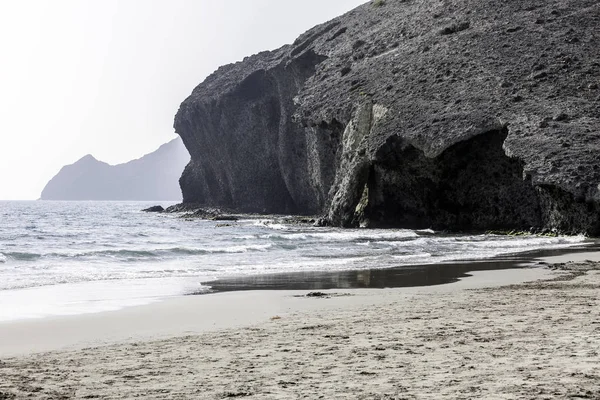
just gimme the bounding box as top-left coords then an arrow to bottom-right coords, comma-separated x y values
174,0 -> 600,235
142,205 -> 165,213
181,207 -> 229,219
41,138 -> 189,201
164,203 -> 204,213
282,216 -> 317,225
306,292 -> 329,298
211,215 -> 239,221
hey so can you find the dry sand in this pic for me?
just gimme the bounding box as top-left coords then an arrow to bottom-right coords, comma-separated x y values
0,261 -> 599,399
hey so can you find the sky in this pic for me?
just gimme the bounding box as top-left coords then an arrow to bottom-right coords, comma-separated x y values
0,0 -> 366,200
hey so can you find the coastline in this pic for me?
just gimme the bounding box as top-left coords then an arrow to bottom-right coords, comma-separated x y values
0,240 -> 593,327
0,244 -> 597,357
1,252 -> 599,398
0,267 -> 551,358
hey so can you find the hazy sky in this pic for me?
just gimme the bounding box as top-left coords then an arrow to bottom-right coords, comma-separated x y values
0,0 -> 366,200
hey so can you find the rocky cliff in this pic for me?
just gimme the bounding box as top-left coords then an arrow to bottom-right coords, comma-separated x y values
41,138 -> 190,201
175,0 -> 600,234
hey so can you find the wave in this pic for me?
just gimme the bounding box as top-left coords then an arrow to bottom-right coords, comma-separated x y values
2,252 -> 43,261
252,220 -> 287,230
165,244 -> 273,255
481,234 -> 587,248
114,244 -> 273,257
3,232 -> 585,264
391,252 -> 433,260
261,229 -> 420,242
2,244 -> 276,262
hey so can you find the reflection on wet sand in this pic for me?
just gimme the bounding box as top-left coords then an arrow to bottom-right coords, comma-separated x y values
202,245 -> 599,293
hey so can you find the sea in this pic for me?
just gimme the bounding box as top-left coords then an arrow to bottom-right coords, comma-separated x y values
0,201 -> 592,322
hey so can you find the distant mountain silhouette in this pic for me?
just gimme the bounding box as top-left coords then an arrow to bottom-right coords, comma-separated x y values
41,138 -> 189,201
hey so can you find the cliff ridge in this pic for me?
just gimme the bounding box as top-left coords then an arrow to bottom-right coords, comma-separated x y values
175,0 -> 600,234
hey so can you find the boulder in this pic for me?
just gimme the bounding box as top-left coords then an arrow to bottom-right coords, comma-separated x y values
142,205 -> 165,213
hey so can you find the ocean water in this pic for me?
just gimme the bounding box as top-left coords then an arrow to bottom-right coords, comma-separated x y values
0,201 -> 589,322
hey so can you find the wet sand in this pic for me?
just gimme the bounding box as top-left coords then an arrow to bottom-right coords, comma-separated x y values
203,245 -> 599,292
1,255 -> 599,399
0,268 -> 547,357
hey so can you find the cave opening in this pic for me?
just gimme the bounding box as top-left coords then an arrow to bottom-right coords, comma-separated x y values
364,128 -> 544,231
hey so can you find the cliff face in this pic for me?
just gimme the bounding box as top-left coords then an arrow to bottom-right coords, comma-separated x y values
41,138 -> 190,201
175,0 -> 600,234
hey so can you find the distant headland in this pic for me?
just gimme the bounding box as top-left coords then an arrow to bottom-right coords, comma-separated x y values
40,138 -> 189,201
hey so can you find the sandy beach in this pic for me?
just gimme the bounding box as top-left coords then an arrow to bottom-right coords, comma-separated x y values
1,257 -> 599,399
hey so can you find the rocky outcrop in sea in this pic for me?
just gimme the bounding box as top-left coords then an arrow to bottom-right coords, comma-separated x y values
174,0 -> 600,234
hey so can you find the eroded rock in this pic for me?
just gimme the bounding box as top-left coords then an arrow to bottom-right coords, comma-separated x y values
174,0 -> 600,235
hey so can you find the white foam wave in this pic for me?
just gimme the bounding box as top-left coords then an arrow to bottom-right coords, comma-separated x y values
219,256 -> 365,276
387,235 -> 588,266
0,253 -> 6,263
392,252 -> 433,260
273,229 -> 420,242
252,220 -> 287,230
378,238 -> 429,247
476,235 -> 587,249
416,229 -> 435,234
219,244 -> 273,253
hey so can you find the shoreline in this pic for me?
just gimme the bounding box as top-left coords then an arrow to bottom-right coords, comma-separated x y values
1,253 -> 599,398
0,257 -> 599,398
0,244 -> 597,358
0,267 -> 552,358
202,242 -> 599,292
0,240 -> 593,326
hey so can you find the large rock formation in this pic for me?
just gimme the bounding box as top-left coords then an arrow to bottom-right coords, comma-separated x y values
175,0 -> 600,234
41,138 -> 189,201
